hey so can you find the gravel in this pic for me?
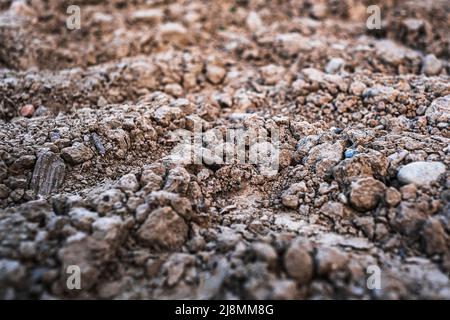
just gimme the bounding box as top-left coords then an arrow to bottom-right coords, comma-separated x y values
0,0 -> 449,300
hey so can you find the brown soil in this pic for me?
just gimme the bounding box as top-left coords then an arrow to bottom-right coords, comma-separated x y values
0,0 -> 449,299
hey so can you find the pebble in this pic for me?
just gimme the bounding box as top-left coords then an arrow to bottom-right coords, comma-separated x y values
20,104 -> 34,117
349,81 -> 367,96
421,218 -> 447,255
325,58 -> 345,74
421,54 -> 443,76
61,143 -> 94,165
158,22 -> 188,45
397,161 -> 446,185
284,239 -> 313,284
206,64 -> 226,84
246,11 -> 263,33
137,207 -> 188,250
344,149 -> 357,158
425,95 -> 450,125
349,177 -> 386,211
385,187 -> 401,207
119,173 -> 140,192
130,9 -> 163,25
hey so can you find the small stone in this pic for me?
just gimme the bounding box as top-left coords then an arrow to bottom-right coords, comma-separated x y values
0,184 -> 10,199
0,259 -> 26,285
315,246 -> 348,275
385,187 -> 401,207
217,229 -> 242,251
91,133 -> 106,156
10,155 -> 36,173
97,280 -> 123,299
164,83 -> 183,97
421,54 -> 443,76
270,279 -> 298,299
19,241 -> 36,259
206,64 -> 226,84
61,143 -> 94,165
349,81 -> 367,96
400,183 -> 417,200
276,33 -> 312,56
284,239 -> 313,284
137,207 -> 188,251
159,22 -> 188,45
68,207 -> 98,232
344,149 -> 357,158
391,203 -> 426,236
92,216 -> 124,244
425,95 -> 450,125
260,64 -> 284,85
246,11 -> 263,32
118,173 -> 139,192
145,258 -> 163,278
164,166 -> 190,193
281,182 -> 307,209
10,188 -> 24,201
320,202 -> 344,218
304,141 -> 344,178
251,242 -> 278,267
311,3 -> 328,19
95,189 -> 125,214
421,218 -> 448,255
325,58 -> 345,74
140,170 -> 163,192
130,9 -> 163,25
397,161 -> 446,185
353,216 -> 375,239
20,104 -> 34,117
282,194 -> 298,209
349,177 -> 386,211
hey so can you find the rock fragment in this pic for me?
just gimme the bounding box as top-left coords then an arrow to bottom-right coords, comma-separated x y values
61,143 -> 94,165
421,218 -> 448,255
425,95 -> 450,125
284,239 -> 313,285
206,64 -> 226,84
421,54 -> 443,76
118,173 -> 140,192
19,104 -> 34,117
130,9 -> 163,25
137,207 -> 188,251
397,162 -> 446,185
385,187 -> 401,207
349,177 -> 386,211
325,58 -> 345,74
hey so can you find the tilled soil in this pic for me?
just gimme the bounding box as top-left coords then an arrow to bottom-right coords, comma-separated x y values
0,0 -> 449,299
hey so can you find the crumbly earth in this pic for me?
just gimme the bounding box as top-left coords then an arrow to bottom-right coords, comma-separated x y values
0,0 -> 449,300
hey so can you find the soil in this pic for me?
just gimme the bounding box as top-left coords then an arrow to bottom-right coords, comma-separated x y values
0,0 -> 449,299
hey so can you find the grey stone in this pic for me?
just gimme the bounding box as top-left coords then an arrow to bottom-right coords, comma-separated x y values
397,161 -> 446,185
